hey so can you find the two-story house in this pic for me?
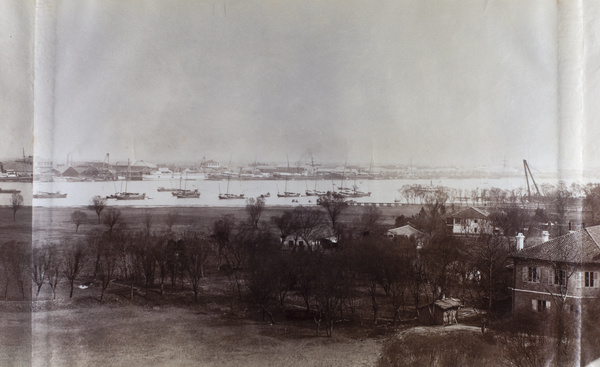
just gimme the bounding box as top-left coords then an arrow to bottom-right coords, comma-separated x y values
510,226 -> 600,316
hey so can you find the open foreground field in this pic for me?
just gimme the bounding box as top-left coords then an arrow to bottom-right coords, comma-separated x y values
32,303 -> 382,367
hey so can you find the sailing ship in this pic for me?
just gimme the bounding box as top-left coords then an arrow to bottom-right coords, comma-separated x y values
172,173 -> 201,198
114,159 -> 146,200
175,189 -> 200,198
331,157 -> 371,198
278,155 -> 301,197
115,192 -> 146,200
218,166 -> 244,199
305,155 -> 326,196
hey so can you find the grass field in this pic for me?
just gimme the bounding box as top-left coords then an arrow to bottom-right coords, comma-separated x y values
31,204 -> 421,245
32,303 -> 383,367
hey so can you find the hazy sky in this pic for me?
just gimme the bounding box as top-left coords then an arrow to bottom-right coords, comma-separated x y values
5,1 -> 599,170
0,0 -> 33,159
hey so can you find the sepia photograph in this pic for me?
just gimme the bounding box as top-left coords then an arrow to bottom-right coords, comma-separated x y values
2,0 -> 600,365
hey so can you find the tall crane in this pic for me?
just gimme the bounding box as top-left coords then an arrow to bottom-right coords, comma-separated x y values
523,159 -> 542,200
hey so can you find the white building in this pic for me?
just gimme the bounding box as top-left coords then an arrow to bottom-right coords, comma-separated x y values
446,206 -> 491,235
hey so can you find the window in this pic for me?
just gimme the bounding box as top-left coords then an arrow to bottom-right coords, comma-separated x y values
569,304 -> 580,314
528,267 -> 539,282
288,240 -> 294,246
555,270 -> 566,286
522,266 -> 540,283
585,271 -> 595,287
532,299 -> 550,312
474,219 -> 478,224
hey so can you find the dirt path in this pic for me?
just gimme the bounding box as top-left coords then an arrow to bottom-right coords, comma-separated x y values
396,323 -> 482,339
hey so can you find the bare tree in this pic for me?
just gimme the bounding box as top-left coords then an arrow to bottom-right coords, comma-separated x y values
11,193 -> 23,222
103,208 -> 122,235
90,195 -> 107,224
358,205 -> 383,236
552,181 -> 571,235
313,255 -> 350,337
212,214 -> 236,264
499,314 -> 550,367
47,246 -> 61,300
32,246 -> 51,298
271,210 -> 295,242
71,210 -> 87,233
465,234 -> 512,329
154,236 -> 170,296
182,231 -> 215,302
414,191 -> 448,238
1,241 -> 31,300
165,210 -> 180,232
246,249 -> 285,324
96,235 -> 120,302
245,196 -> 265,228
318,194 -> 348,232
142,210 -> 154,234
63,241 -> 86,298
291,206 -> 325,250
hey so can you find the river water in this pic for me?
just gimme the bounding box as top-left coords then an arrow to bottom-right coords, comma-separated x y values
13,175 -> 583,208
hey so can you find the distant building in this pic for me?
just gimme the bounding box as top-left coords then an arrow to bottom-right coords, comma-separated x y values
387,225 -> 425,248
202,160 -> 220,169
280,232 -> 338,252
447,206 -> 491,235
280,234 -> 314,252
33,157 -> 53,175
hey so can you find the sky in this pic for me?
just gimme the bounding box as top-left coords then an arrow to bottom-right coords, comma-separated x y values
3,1 -> 598,171
0,0 -> 33,159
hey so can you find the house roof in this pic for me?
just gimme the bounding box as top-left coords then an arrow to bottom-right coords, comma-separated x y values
419,297 -> 462,310
449,206 -> 490,220
511,225 -> 600,264
387,225 -> 423,237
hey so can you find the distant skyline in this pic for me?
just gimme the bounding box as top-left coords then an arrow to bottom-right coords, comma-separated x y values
4,1 -> 600,172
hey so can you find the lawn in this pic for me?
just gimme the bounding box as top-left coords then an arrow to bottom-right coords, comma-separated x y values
32,302 -> 382,367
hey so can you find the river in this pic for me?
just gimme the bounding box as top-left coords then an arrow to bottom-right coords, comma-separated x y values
12,175 -> 588,208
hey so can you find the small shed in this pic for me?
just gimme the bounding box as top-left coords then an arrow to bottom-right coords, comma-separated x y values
418,298 -> 462,326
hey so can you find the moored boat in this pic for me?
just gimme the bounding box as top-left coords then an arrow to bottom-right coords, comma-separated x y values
277,191 -> 301,198
115,192 -> 146,200
0,188 -> 21,194
33,191 -> 67,199
157,187 -> 177,192
218,193 -> 245,200
112,159 -> 146,200
176,189 -> 201,198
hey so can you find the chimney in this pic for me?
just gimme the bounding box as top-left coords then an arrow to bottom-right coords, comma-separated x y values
541,231 -> 550,243
516,233 -> 525,251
